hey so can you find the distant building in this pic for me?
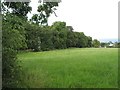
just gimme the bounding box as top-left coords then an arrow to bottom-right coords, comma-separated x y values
108,43 -> 115,48
109,43 -> 113,47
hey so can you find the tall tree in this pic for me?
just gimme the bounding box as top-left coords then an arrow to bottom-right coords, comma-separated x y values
66,30 -> 75,47
3,2 -> 32,20
41,26 -> 54,51
2,1 -> 31,87
31,2 -> 59,25
51,21 -> 68,49
2,13 -> 27,88
24,22 -> 42,51
92,39 -> 100,48
87,36 -> 92,47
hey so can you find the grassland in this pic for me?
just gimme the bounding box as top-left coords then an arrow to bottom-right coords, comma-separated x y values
18,48 -> 118,88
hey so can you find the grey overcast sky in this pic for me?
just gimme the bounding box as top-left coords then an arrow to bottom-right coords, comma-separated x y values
28,0 -> 119,41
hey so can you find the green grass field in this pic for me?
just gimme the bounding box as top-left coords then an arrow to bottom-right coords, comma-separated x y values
18,48 -> 118,88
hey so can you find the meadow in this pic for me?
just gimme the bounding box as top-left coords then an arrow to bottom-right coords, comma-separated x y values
18,48 -> 118,88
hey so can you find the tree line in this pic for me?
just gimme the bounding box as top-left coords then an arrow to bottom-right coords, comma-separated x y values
24,21 -> 94,52
100,41 -> 120,48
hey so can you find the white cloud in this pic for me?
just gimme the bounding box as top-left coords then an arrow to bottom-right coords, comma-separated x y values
28,0 -> 119,40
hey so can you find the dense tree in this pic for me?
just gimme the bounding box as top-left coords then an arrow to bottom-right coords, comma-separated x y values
2,13 -> 27,87
113,42 -> 120,48
92,39 -> 100,48
66,26 -> 77,47
100,42 -> 107,47
66,30 -> 75,47
24,22 -> 42,51
77,32 -> 88,48
87,36 -> 92,47
51,21 -> 68,49
2,1 -> 31,87
40,26 -> 54,51
118,42 -> 120,48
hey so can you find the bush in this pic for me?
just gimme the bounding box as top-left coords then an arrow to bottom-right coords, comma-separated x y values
2,14 -> 27,88
2,48 -> 22,88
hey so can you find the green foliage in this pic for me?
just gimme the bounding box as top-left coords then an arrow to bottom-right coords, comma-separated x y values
2,2 -> 31,87
66,26 -> 76,47
2,48 -> 21,87
25,21 -> 93,51
3,14 -> 27,49
87,36 -> 92,47
67,32 -> 90,48
76,32 -> 88,48
114,42 -> 120,48
40,26 -> 54,51
24,23 -> 42,51
66,30 -> 75,47
118,42 -> 120,48
100,42 -> 107,47
51,21 -> 67,49
3,2 -> 32,20
2,1 -> 61,88
2,13 -> 27,87
31,2 -> 59,25
92,39 -> 100,48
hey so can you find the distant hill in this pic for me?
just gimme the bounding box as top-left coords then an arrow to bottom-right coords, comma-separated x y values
99,38 -> 119,43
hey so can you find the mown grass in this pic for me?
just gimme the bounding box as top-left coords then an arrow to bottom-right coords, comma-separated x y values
18,48 -> 118,88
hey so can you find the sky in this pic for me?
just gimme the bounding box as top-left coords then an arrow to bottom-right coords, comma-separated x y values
28,0 -> 119,41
